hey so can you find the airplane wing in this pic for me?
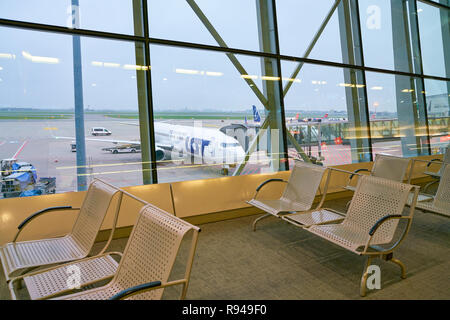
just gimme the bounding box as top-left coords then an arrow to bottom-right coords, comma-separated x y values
53,135 -> 175,152
54,136 -> 140,146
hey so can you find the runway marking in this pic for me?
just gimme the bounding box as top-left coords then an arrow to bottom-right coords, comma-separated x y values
12,140 -> 29,160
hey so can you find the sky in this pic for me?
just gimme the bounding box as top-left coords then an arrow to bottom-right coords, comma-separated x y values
0,0 -> 448,114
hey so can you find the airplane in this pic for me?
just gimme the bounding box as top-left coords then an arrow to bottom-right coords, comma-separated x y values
56,121 -> 246,168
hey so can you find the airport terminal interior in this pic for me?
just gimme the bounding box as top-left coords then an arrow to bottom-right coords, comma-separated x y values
0,0 -> 449,300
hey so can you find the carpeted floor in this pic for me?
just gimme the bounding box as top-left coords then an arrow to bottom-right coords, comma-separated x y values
1,197 -> 449,300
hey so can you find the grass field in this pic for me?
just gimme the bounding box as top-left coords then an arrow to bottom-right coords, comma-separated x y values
0,109 -> 252,120
0,115 -> 72,120
0,108 -> 352,121
105,113 -> 249,120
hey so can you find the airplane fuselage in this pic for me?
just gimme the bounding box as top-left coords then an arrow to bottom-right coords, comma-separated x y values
154,122 -> 246,165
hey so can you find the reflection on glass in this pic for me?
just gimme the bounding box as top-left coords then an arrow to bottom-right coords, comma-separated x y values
149,44 -> 286,183
0,26 -> 147,199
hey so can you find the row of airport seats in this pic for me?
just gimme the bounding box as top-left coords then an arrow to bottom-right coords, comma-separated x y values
0,148 -> 448,299
0,180 -> 200,300
247,148 -> 449,296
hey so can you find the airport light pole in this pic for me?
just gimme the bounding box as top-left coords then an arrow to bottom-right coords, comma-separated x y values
71,0 -> 88,191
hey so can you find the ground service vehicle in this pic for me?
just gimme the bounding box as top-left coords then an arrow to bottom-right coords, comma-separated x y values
91,127 -> 112,136
0,159 -> 55,198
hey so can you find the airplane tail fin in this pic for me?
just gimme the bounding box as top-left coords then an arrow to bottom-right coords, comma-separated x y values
252,105 -> 261,123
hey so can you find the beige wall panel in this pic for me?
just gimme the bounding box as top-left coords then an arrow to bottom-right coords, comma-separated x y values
0,182 -> 173,246
0,155 -> 443,244
171,171 -> 290,218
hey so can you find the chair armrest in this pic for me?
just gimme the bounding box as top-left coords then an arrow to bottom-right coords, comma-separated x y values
17,206 -> 76,230
368,215 -> 403,236
256,179 -> 287,192
13,206 -> 80,242
349,168 -> 370,181
109,281 -> 162,300
426,159 -> 442,167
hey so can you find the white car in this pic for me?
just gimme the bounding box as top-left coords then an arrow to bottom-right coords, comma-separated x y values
91,127 -> 112,136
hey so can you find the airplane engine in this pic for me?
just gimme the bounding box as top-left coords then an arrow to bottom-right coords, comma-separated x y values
155,147 -> 166,161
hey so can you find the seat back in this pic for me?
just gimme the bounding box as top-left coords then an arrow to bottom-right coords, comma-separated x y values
281,162 -> 326,208
433,164 -> 450,212
71,179 -> 120,254
345,175 -> 413,245
371,154 -> 410,182
113,204 -> 196,300
437,147 -> 450,176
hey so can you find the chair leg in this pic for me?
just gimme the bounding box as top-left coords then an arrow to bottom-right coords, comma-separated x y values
389,257 -> 407,279
252,213 -> 272,232
180,283 -> 188,300
423,179 -> 438,193
360,256 -> 373,297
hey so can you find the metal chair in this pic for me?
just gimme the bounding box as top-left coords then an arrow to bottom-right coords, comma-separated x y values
344,153 -> 411,192
282,168 -> 354,228
407,161 -> 450,218
422,146 -> 449,192
0,179 -> 122,282
8,202 -> 200,300
302,175 -> 419,296
247,161 -> 330,231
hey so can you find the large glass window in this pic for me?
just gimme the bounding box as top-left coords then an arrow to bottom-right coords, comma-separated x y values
424,79 -> 450,154
147,0 -> 263,52
0,26 -> 149,198
149,45 -> 287,182
359,0 -> 423,75
366,71 -> 429,158
282,61 -> 370,166
417,1 -> 450,78
276,0 -> 344,64
0,0 -> 141,35
0,0 -> 449,199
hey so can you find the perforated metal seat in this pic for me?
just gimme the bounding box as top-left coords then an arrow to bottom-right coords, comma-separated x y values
304,175 -> 419,296
282,208 -> 346,228
247,161 -> 330,231
9,203 -> 200,300
408,164 -> 450,218
344,154 -> 410,192
0,179 -> 121,281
